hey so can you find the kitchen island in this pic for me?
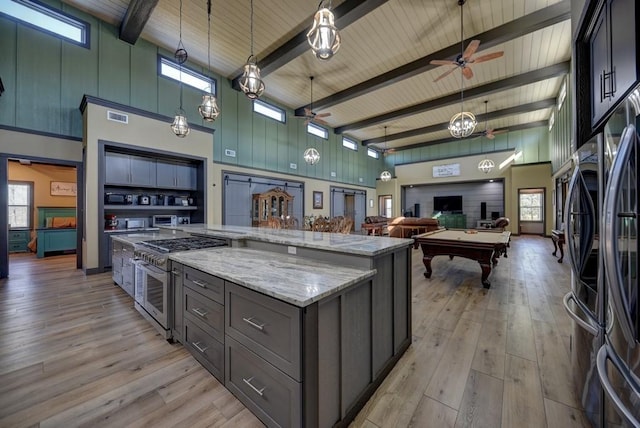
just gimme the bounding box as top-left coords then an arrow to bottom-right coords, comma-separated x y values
113,226 -> 413,427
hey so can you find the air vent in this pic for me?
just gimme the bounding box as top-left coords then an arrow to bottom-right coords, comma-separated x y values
107,110 -> 128,124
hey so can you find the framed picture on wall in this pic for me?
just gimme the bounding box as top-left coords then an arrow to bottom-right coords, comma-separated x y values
313,191 -> 323,209
50,181 -> 77,196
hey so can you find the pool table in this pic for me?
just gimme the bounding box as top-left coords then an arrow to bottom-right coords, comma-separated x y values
413,228 -> 511,288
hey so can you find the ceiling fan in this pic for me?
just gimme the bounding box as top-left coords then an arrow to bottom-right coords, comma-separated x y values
300,76 -> 331,126
476,100 -> 508,139
430,0 -> 504,83
380,126 -> 396,156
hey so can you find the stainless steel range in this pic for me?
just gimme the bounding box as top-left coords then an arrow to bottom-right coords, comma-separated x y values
133,236 -> 228,339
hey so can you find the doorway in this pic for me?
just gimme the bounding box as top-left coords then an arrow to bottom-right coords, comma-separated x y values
518,188 -> 545,235
379,195 -> 392,218
2,156 -> 83,278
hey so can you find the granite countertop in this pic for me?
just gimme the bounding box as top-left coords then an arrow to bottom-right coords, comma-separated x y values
104,227 -> 160,234
162,224 -> 413,257
170,247 -> 376,307
110,230 -> 191,245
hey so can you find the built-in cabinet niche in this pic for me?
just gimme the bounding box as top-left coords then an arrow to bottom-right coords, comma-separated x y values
99,143 -> 206,270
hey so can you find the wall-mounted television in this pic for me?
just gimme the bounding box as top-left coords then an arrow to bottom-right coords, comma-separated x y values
433,195 -> 463,213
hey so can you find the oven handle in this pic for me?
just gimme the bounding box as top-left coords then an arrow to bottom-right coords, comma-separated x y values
135,260 -> 166,277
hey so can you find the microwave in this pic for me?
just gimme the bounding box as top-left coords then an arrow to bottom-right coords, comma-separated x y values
105,193 -> 132,204
152,215 -> 177,227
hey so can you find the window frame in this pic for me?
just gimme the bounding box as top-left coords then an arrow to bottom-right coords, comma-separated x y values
307,122 -> 328,139
342,137 -> 358,151
253,99 -> 286,123
8,181 -> 34,229
158,55 -> 217,94
0,0 -> 90,48
519,191 -> 544,222
367,148 -> 380,159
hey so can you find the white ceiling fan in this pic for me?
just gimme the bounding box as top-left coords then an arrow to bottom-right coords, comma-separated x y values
430,0 -> 504,83
299,76 -> 331,126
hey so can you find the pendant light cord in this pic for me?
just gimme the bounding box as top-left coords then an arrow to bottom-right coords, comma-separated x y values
207,0 -> 212,93
459,1 -> 464,114
178,0 -> 184,110
250,0 -> 254,56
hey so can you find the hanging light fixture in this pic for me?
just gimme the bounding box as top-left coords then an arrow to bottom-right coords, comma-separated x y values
239,0 -> 265,99
303,147 -> 320,165
448,0 -> 476,139
478,158 -> 495,173
380,126 -> 392,182
307,0 -> 341,60
171,0 -> 190,137
198,0 -> 220,122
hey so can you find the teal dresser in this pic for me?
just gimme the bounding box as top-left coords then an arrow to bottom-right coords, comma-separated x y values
9,229 -> 30,253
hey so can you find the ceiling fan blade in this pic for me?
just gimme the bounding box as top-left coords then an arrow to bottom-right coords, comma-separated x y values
433,66 -> 458,82
304,118 -> 312,125
462,66 -> 474,80
314,118 -> 329,126
315,112 -> 331,118
492,129 -> 508,135
462,40 -> 480,61
430,59 -> 457,66
486,132 -> 495,139
304,107 -> 313,116
471,51 -> 504,64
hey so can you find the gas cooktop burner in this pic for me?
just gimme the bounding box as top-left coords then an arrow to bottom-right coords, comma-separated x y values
137,237 -> 228,253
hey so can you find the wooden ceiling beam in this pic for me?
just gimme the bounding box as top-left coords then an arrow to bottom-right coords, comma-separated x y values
363,98 -> 557,145
335,61 -> 570,134
119,0 -> 159,45
297,0 -> 571,115
391,121 -> 549,154
231,0 -> 389,91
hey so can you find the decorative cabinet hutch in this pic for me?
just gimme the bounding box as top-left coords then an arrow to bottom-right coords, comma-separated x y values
252,187 -> 293,227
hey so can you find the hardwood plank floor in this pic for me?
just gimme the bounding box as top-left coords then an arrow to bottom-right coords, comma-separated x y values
0,235 -> 587,427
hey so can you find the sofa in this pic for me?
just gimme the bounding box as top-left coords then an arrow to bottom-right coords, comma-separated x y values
387,217 -> 440,238
361,216 -> 389,235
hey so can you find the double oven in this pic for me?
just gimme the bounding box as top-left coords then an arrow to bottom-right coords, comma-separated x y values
133,236 -> 229,339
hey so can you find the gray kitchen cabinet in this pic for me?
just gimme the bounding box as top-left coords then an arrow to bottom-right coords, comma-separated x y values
156,159 -> 197,190
590,0 -> 638,128
180,264 -> 226,382
105,151 -> 156,187
170,261 -> 184,343
111,240 -> 123,285
121,244 -> 135,297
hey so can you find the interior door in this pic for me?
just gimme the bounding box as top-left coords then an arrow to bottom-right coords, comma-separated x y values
345,194 -> 355,232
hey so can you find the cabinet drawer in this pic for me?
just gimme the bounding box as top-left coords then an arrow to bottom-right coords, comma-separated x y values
184,287 -> 224,342
9,230 -> 29,241
9,242 -> 28,253
184,266 -> 224,304
184,318 -> 224,381
226,336 -> 301,428
225,282 -> 301,380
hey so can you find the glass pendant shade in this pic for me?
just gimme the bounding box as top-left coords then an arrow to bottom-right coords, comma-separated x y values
449,111 -> 477,138
303,147 -> 320,165
198,94 -> 220,121
171,109 -> 190,137
239,56 -> 265,99
478,158 -> 495,173
380,170 -> 392,182
307,7 -> 341,60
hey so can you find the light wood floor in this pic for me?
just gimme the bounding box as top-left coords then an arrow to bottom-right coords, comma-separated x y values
0,236 -> 589,427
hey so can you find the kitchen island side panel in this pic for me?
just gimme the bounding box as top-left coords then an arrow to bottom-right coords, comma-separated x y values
371,252 -> 394,376
394,247 -> 411,352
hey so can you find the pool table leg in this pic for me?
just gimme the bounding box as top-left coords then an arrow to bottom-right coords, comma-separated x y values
422,255 -> 433,278
479,262 -> 491,289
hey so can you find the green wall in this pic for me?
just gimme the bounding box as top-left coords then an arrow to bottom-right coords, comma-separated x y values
0,0 -> 382,187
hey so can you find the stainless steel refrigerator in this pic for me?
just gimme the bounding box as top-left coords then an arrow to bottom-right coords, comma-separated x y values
598,91 -> 640,427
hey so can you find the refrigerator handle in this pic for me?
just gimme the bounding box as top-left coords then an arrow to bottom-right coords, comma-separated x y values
562,292 -> 598,336
596,344 -> 640,427
602,125 -> 637,346
564,167 -> 582,278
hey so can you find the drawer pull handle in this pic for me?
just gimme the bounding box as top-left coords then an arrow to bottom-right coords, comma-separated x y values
242,376 -> 265,396
192,341 -> 208,353
171,269 -> 181,275
242,317 -> 265,331
192,279 -> 207,288
192,307 -> 208,317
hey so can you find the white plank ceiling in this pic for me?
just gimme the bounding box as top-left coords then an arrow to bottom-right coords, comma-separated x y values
60,0 -> 572,153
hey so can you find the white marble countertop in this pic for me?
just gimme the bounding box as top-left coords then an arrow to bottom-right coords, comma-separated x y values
110,229 -> 191,245
104,227 -> 159,234
162,224 -> 413,256
170,247 -> 376,307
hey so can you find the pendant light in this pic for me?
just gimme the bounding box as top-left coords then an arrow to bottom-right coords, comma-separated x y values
307,0 -> 341,60
380,126 -> 392,182
304,147 -> 320,165
198,0 -> 220,122
171,0 -> 190,138
448,0 -> 476,139
239,0 -> 265,99
477,101 -> 494,173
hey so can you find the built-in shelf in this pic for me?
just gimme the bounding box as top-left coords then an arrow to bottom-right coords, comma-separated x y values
104,205 -> 197,211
